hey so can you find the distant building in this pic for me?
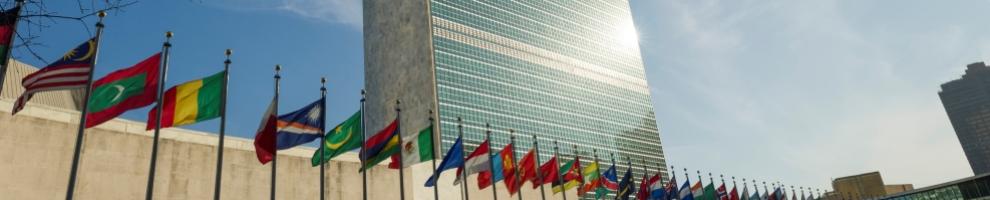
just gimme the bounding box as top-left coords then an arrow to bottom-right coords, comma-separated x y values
830,171 -> 913,200
882,173 -> 990,200
939,62 -> 990,175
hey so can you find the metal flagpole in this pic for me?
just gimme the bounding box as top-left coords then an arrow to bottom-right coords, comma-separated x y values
360,90 -> 368,200
591,150 -> 599,199
553,141 -> 566,200
610,153 -> 617,199
0,0 -> 24,96
572,145 -> 582,198
642,159 -> 649,199
271,65 -> 281,200
533,135 -> 546,200
319,77 -> 327,200
509,130 -> 522,200
457,117 -> 469,200
397,100 -> 406,200
624,157 -> 633,200
145,31 -> 174,200
64,10 -> 106,200
485,123 -> 498,200
212,49 -> 232,200
429,110 -> 439,200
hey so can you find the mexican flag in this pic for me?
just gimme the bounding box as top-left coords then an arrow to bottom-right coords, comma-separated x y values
145,71 -> 223,130
388,124 -> 435,169
85,53 -> 160,128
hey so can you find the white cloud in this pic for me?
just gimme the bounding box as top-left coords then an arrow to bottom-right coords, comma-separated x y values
200,0 -> 362,29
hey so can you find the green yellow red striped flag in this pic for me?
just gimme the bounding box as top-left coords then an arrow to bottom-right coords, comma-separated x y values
146,71 -> 224,130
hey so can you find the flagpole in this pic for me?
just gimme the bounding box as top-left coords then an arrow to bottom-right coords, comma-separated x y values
732,176 -> 737,198
396,100 -> 406,200
642,158 -> 648,199
457,117 -> 469,200
572,144 -> 582,198
0,0 -> 24,96
533,135 -> 546,200
485,123 -> 498,200
271,64 -> 281,200
144,31 -> 173,200
553,141 -> 566,200
591,149 -> 599,198
212,49 -> 232,200
428,110 -> 439,200
623,157 -> 633,200
509,129 -> 522,200
64,10 -> 106,200
319,77 -> 327,200
360,89 -> 368,200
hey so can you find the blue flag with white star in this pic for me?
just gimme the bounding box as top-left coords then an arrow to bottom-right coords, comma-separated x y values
275,98 -> 325,150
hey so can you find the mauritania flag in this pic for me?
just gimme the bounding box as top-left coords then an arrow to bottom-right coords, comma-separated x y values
0,6 -> 20,64
389,124 -> 435,169
311,110 -> 362,166
85,53 -> 160,128
275,99 -> 325,150
146,71 -> 223,130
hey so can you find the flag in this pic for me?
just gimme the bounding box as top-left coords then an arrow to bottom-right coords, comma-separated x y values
274,99 -> 325,150
552,157 -> 582,193
454,139 -> 491,185
536,156 -> 558,189
637,173 -> 651,200
146,71 -> 223,130
691,181 -> 704,200
703,183 -> 716,200
311,110 -> 362,166
253,98 -> 278,164
601,165 -> 619,190
616,168 -> 635,200
660,176 -> 678,200
648,174 -> 664,200
740,186 -> 749,200
679,180 -> 694,200
477,145 -> 504,189
360,119 -> 400,171
791,192 -> 797,200
13,39 -> 97,114
761,190 -> 768,200
717,184 -> 728,200
0,6 -> 20,64
388,124 -> 435,169
517,149 -> 538,187
425,136 -> 464,187
500,144 -> 519,195
577,161 -> 600,196
729,187 -> 738,200
750,189 -> 759,200
85,53 -> 161,128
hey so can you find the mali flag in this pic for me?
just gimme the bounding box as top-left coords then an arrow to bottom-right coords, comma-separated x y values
311,110 -> 363,166
85,53 -> 160,128
0,6 -> 20,64
146,71 -> 223,130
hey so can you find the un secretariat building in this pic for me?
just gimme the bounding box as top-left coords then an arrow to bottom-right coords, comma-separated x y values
364,0 -> 666,199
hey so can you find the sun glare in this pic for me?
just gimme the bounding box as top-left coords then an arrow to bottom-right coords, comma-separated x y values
616,22 -> 640,48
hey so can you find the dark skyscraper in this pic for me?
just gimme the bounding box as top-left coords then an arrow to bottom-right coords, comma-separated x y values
940,62 -> 990,175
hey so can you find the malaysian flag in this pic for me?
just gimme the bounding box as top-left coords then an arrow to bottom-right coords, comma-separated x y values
12,38 -> 97,114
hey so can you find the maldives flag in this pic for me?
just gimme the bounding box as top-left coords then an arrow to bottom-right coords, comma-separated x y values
85,53 -> 160,128
0,6 -> 20,64
536,156 -> 558,189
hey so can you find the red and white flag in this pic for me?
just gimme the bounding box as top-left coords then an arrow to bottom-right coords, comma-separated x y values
253,98 -> 278,164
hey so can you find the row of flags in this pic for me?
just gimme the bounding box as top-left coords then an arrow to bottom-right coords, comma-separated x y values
0,5 -> 831,200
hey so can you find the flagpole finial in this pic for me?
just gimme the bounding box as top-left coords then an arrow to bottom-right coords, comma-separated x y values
509,129 -> 514,139
98,10 -> 107,18
224,49 -> 232,64
166,31 -> 173,38
225,49 -> 232,56
395,100 -> 400,112
275,64 -> 281,72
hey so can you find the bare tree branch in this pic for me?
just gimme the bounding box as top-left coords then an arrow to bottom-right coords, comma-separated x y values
4,0 -> 138,64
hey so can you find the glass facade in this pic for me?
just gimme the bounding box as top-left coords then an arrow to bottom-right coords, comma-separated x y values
882,174 -> 990,200
427,0 -> 666,189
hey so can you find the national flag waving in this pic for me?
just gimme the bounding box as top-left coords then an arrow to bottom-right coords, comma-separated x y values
552,157 -> 582,194
536,156 -> 558,189
146,71 -> 223,130
85,52 -> 161,128
730,186 -> 739,200
616,167 -> 635,200
648,174 -> 664,200
602,165 -> 619,190
659,175 -> 678,200
425,136 -> 464,187
517,149 -> 538,187
637,173 -> 652,200
691,181 -> 704,200
0,6 -> 21,65
253,98 -> 278,164
275,99 -> 325,150
478,145 -> 505,189
499,144 -> 519,195
717,184 -> 728,200
577,161 -> 600,196
360,119 -> 400,171
388,124 -> 435,169
311,110 -> 362,166
13,38 -> 97,114
679,179 -> 694,200
741,186 -> 750,200
703,183 -> 716,200
454,139 -> 491,185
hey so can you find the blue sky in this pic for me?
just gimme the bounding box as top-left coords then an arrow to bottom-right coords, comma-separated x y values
11,0 -> 981,190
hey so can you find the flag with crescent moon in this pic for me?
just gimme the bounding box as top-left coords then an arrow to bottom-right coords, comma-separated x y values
85,52 -> 161,128
311,110 -> 362,166
12,38 -> 98,114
